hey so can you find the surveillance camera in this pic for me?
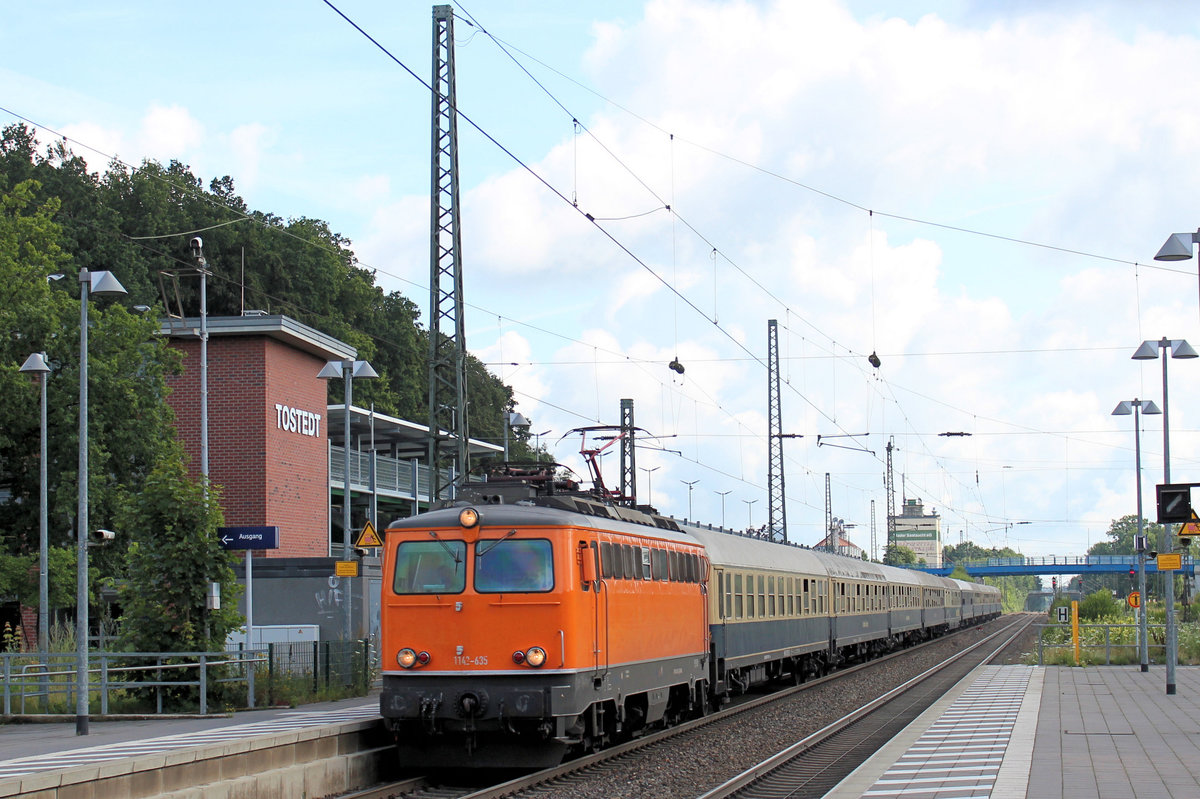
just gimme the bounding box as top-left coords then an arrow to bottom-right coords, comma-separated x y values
92,529 -> 116,541
1149,550 -> 1158,560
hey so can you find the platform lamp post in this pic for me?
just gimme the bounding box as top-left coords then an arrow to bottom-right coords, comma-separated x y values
76,268 -> 127,735
639,466 -> 659,505
715,490 -> 732,528
1133,337 -> 1197,695
1112,398 -> 1161,673
503,412 -> 529,461
319,358 -> 378,641
743,498 -> 758,529
681,480 -> 699,520
19,353 -> 51,657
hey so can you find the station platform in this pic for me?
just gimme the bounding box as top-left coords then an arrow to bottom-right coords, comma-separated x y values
827,664 -> 1200,799
0,695 -> 384,798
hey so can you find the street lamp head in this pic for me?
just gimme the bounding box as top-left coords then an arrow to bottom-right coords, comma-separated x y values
86,270 -> 127,297
507,412 -> 530,429
1112,401 -> 1132,416
1142,400 -> 1162,415
1171,339 -> 1198,359
1133,341 -> 1159,360
317,360 -> 343,380
1154,232 -> 1197,262
351,359 -> 379,379
19,351 -> 51,375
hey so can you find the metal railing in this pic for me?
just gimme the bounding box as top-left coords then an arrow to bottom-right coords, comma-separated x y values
1034,622 -> 1164,666
1,639 -> 375,716
947,554 -> 1194,568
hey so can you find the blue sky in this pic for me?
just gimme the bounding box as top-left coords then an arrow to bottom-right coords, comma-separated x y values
6,1 -> 1200,562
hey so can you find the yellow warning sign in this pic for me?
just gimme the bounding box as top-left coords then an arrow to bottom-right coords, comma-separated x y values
334,560 -> 359,577
1157,553 -> 1183,571
1180,511 -> 1200,538
354,520 -> 383,549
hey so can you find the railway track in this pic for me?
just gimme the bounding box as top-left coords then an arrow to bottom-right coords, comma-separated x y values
336,615 -> 1031,799
700,613 -> 1036,799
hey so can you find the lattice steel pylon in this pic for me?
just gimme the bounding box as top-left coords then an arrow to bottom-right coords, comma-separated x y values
824,473 -> 833,553
766,320 -> 787,543
870,499 -> 877,562
620,399 -> 636,505
426,4 -> 469,503
885,437 -> 896,554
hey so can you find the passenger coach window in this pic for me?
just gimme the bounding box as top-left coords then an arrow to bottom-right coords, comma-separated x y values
475,538 -> 553,593
393,540 -> 465,594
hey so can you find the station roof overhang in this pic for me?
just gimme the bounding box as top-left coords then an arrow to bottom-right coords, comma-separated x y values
325,404 -> 501,461
160,313 -> 357,361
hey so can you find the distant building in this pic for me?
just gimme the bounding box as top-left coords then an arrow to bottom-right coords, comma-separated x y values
814,532 -> 865,559
890,498 -> 942,567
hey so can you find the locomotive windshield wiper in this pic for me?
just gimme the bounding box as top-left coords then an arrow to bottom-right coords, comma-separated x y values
427,530 -> 463,569
476,529 -> 517,558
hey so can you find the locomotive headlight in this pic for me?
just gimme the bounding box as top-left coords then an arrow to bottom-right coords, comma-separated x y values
397,648 -> 418,669
458,508 -> 480,528
525,646 -> 547,668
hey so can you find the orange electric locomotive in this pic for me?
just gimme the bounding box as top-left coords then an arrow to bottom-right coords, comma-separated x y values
379,470 -> 710,768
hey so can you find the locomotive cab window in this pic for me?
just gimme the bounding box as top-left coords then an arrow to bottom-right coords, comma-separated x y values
475,538 -> 553,593
392,539 -> 465,594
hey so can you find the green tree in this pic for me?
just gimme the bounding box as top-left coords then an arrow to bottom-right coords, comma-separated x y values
0,170 -> 181,619
1088,515 -> 1163,600
116,455 -> 241,652
883,544 -> 918,566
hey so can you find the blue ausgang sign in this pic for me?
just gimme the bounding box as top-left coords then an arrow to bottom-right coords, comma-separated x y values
217,526 -> 279,550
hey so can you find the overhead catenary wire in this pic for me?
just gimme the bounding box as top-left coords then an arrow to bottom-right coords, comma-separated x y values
3,3 -> 1183,536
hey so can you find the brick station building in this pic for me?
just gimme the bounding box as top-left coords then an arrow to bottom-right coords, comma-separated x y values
163,313 -> 498,644
166,314 -> 350,558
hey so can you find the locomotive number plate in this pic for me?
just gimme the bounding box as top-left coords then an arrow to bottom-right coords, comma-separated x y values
454,655 -> 489,665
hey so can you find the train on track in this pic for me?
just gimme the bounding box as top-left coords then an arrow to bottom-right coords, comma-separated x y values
378,464 -> 1002,768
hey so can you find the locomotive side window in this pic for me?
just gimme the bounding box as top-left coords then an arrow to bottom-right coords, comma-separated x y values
641,547 -> 652,580
392,540 -> 465,594
600,542 -> 614,578
475,538 -> 553,593
734,573 -> 744,618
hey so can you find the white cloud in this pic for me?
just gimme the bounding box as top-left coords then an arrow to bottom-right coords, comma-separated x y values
137,104 -> 204,161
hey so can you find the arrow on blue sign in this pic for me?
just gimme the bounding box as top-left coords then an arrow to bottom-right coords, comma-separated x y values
217,526 -> 279,550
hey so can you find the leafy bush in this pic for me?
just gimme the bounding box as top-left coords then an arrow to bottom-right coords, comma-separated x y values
1078,589 -> 1123,621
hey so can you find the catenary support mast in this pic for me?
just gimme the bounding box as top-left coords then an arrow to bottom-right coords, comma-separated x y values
767,320 -> 787,542
426,4 -> 469,502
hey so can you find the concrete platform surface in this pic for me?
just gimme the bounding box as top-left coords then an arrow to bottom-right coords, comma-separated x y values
828,665 -> 1200,799
0,694 -> 379,777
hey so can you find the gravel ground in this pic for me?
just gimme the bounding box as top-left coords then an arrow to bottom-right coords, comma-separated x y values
540,616 -> 1026,799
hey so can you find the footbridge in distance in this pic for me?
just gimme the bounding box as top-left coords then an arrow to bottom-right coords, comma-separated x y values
911,554 -> 1195,577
